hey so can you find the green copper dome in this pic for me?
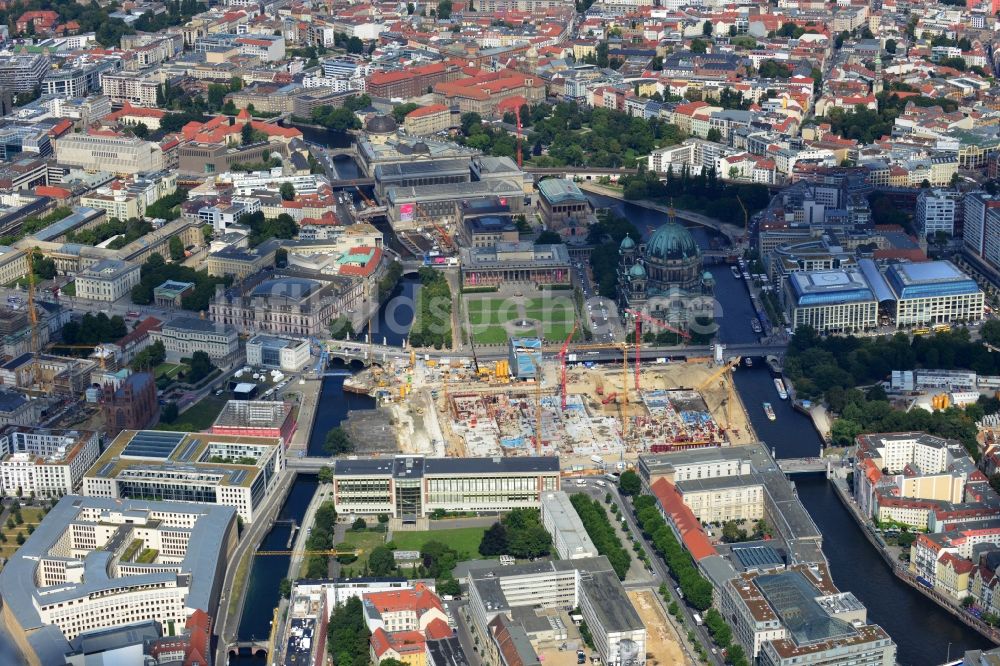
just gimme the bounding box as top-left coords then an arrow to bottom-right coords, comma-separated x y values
646,222 -> 700,261
629,263 -> 646,278
620,234 -> 636,250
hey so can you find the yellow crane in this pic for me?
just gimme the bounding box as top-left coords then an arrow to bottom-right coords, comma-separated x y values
695,357 -> 742,432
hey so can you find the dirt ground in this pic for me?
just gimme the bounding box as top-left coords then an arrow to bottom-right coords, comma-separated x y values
558,359 -> 754,446
628,589 -> 691,666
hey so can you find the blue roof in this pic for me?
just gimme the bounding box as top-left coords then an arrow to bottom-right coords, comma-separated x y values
885,260 -> 980,300
858,259 -> 896,303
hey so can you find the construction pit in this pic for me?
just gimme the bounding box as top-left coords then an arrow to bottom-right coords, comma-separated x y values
415,358 -> 755,465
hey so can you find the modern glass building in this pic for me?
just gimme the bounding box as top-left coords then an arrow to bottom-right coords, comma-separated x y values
883,260 -> 984,327
783,268 -> 878,333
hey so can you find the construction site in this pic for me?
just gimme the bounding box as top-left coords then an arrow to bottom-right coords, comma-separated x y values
354,345 -> 755,467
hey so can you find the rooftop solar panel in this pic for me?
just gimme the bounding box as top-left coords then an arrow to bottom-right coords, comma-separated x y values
176,438 -> 200,463
97,462 -> 116,478
230,470 -> 247,485
121,432 -> 185,460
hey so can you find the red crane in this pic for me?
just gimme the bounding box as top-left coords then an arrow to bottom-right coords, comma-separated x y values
626,309 -> 691,391
558,321 -> 578,410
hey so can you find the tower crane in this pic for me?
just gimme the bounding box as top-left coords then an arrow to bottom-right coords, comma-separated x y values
625,309 -> 691,392
558,321 -> 578,410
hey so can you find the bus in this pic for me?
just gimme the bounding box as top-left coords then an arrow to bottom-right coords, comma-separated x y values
932,324 -> 951,333
913,328 -> 930,336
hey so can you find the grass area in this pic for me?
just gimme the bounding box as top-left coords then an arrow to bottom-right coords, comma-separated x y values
154,362 -> 188,380
137,548 -> 158,563
155,395 -> 226,432
340,529 -> 387,571
390,527 -> 487,560
0,507 -> 46,561
122,538 -> 142,561
466,295 -> 579,344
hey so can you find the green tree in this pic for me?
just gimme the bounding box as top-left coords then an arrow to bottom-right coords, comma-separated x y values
702,21 -> 713,36
690,38 -> 707,54
479,522 -> 509,556
31,251 -> 56,279
325,427 -> 353,454
535,230 -> 561,244
279,578 -> 292,598
16,533 -> 25,545
352,517 -> 367,531
347,36 -> 364,53
169,235 -> 185,261
241,122 -> 255,146
318,466 -> 333,483
188,350 -> 215,383
369,546 -> 397,576
437,0 -> 452,18
885,39 -> 897,54
706,128 -> 722,142
329,315 -> 355,340
161,402 -> 179,423
280,182 -> 296,201
619,470 -> 641,496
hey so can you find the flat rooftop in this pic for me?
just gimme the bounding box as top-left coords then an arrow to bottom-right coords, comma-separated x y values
0,495 -> 234,662
87,429 -> 281,488
334,455 -> 560,477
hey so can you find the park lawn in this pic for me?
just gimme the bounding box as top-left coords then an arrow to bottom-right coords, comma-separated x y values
472,325 -> 512,345
341,529 -> 387,571
155,395 -> 226,432
390,526 -> 487,560
467,297 -> 522,326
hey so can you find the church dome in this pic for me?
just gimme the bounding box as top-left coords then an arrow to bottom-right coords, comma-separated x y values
646,222 -> 699,261
365,114 -> 397,134
629,263 -> 646,278
620,234 -> 636,250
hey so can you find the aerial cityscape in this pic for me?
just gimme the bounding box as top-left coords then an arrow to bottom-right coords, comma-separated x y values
5,0 -> 1000,664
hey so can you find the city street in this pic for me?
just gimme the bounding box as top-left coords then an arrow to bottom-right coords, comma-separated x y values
571,477 -> 722,666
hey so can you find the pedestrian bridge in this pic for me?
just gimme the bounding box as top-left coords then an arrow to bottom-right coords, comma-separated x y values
776,457 -> 834,475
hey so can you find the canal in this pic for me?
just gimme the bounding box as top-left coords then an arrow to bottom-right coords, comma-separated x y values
229,475 -> 318,665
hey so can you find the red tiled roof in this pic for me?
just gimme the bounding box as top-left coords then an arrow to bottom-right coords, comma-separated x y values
650,478 -> 716,561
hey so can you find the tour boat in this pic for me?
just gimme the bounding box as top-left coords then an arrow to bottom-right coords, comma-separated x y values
774,379 -> 788,400
750,319 -> 762,334
763,402 -> 776,421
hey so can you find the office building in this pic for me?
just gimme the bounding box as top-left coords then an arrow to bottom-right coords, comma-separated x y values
0,427 -> 99,498
916,189 -> 959,239
403,104 -> 453,136
83,429 -> 286,522
720,564 -> 895,665
211,400 -> 296,443
0,496 -> 236,666
246,334 -> 311,372
539,491 -> 598,560
883,260 -> 984,327
54,134 -> 165,175
674,475 -> 765,523
783,268 -> 878,333
374,159 -> 471,204
0,388 -> 44,427
466,557 -> 645,666
73,259 -> 141,302
638,447 -> 753,487
150,316 -> 241,367
332,455 -> 560,522
0,53 -> 50,92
